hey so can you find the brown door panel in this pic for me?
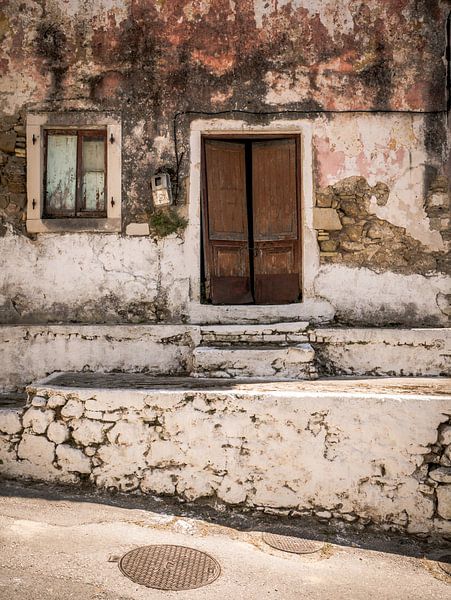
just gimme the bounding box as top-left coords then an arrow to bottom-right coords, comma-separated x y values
251,139 -> 301,304
254,243 -> 300,304
203,140 -> 251,304
205,140 -> 248,241
252,139 -> 298,241
210,242 -> 252,303
254,274 -> 300,304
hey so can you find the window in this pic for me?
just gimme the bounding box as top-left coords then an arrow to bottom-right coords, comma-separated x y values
44,129 -> 107,218
26,113 -> 121,233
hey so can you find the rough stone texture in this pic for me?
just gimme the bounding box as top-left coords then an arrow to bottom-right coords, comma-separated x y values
46,394 -> 66,409
22,407 -> 54,434
56,444 -> 91,474
313,176 -> 449,275
1,376 -> 450,536
439,425 -> 451,447
60,399 -> 84,419
0,408 -> 22,434
47,421 -> 69,445
436,486 -> 451,521
71,418 -> 106,446
192,344 -> 317,379
428,467 -> 451,484
312,328 -> 450,376
17,433 -> 54,466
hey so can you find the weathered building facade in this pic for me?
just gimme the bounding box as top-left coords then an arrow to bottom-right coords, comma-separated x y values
0,0 -> 449,329
0,1 -> 450,537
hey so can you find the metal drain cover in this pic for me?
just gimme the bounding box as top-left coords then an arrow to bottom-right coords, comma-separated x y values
262,532 -> 325,554
118,545 -> 221,590
437,554 -> 451,576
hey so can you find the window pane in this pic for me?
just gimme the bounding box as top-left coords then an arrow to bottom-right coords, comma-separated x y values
82,138 -> 105,211
46,134 -> 77,213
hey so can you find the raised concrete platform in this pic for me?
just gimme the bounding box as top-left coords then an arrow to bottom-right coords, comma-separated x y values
0,373 -> 450,537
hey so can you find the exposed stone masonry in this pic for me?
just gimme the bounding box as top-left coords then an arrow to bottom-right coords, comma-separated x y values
0,376 -> 450,538
0,112 -> 26,235
313,176 -> 450,276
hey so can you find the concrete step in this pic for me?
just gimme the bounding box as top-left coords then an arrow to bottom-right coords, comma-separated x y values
191,343 -> 317,379
200,322 -> 311,346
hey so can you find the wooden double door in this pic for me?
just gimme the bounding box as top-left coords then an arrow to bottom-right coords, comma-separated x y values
202,136 -> 302,305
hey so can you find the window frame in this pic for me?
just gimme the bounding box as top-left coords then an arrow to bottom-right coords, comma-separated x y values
43,128 -> 108,219
26,112 -> 121,233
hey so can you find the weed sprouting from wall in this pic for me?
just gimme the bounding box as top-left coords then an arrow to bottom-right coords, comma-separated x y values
149,208 -> 188,239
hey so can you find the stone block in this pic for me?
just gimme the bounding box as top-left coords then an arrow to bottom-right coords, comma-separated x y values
0,132 -> 17,153
56,444 -> 91,474
217,477 -> 247,504
72,418 -> 105,446
61,399 -> 84,419
47,395 -> 66,409
22,407 -> 54,434
106,420 -> 148,446
439,425 -> 451,446
17,434 -> 55,466
126,222 -> 150,236
31,396 -> 47,407
436,485 -> 451,520
429,466 -> 451,483
313,208 -> 342,231
141,469 -> 177,495
47,421 -> 69,445
440,445 -> 451,466
316,193 -> 332,208
0,408 -> 23,435
319,240 -> 338,252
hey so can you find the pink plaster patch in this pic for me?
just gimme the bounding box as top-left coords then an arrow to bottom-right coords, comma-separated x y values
356,151 -> 370,179
315,136 -> 346,188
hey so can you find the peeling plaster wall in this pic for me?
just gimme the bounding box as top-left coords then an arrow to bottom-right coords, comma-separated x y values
1,379 -> 450,536
0,1 -> 449,326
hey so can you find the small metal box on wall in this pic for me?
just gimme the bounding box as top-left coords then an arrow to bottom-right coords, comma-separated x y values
151,172 -> 173,207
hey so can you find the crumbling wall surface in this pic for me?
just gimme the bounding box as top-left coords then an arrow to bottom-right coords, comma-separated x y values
0,324 -> 199,392
312,113 -> 450,326
1,382 -> 450,536
313,328 -> 451,377
0,1 -> 449,326
1,324 -> 449,392
0,227 -> 190,323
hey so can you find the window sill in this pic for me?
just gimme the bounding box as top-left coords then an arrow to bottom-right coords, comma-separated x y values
26,218 -> 121,233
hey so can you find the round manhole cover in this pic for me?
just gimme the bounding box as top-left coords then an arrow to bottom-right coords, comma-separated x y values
437,554 -> 451,577
262,532 -> 325,554
118,545 -> 221,590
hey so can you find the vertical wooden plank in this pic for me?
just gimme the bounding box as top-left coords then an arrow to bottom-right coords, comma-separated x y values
203,140 -> 252,304
252,139 -> 301,304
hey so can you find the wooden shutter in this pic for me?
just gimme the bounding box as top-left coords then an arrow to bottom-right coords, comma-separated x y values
203,140 -> 252,304
252,139 -> 301,304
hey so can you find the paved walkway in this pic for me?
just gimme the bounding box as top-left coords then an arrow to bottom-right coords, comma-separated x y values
0,480 -> 449,599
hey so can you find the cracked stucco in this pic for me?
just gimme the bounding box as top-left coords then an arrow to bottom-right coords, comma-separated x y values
1,380 -> 450,536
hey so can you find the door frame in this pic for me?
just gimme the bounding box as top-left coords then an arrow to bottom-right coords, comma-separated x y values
200,134 -> 303,305
186,118 -> 324,324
